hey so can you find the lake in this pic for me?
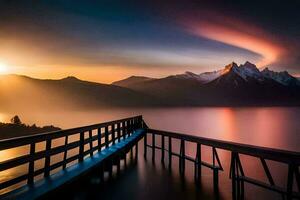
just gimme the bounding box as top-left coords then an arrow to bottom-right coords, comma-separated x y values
1,107 -> 300,151
0,107 -> 299,199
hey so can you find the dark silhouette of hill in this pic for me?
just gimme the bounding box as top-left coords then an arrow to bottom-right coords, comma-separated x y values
0,74 -> 161,111
0,116 -> 60,140
113,76 -> 155,88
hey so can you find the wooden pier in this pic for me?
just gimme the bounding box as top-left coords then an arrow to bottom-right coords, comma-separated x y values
0,115 -> 299,200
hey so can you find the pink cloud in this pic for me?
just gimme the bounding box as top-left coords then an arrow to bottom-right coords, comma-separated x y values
179,11 -> 286,67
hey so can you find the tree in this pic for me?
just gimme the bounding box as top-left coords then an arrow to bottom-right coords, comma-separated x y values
10,115 -> 22,125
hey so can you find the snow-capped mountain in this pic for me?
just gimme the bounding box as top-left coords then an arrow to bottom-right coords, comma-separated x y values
261,68 -> 300,86
172,70 -> 225,84
114,61 -> 300,89
171,61 -> 269,84
234,61 -> 264,81
172,61 -> 300,87
112,61 -> 300,106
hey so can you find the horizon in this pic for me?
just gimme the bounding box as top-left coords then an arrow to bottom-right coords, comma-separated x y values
1,1 -> 300,83
1,61 -> 300,84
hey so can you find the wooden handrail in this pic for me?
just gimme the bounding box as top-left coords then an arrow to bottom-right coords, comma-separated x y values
0,115 -> 144,195
0,115 -> 142,150
146,128 -> 300,200
147,128 -> 300,165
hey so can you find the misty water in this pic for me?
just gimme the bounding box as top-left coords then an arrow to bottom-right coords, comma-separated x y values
0,107 -> 299,199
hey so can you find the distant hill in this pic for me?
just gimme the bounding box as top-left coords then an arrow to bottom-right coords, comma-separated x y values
0,116 -> 60,140
0,74 -> 161,111
112,61 -> 300,106
113,76 -> 155,88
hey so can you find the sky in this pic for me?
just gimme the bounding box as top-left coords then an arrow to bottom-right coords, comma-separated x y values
0,0 -> 300,83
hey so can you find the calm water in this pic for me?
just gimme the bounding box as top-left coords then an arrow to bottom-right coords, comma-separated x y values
1,107 -> 299,150
0,107 -> 299,199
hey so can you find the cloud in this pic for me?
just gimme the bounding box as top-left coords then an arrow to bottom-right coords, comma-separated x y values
179,11 -> 286,67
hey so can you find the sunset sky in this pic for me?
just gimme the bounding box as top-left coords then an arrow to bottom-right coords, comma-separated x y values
0,0 -> 300,83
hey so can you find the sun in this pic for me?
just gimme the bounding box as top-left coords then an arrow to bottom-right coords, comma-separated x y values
0,62 -> 8,74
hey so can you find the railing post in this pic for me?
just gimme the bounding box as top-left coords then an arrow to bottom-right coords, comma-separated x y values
28,142 -> 35,184
152,132 -> 155,162
295,166 -> 300,192
161,135 -> 165,163
89,130 -> 93,157
212,147 -> 219,192
237,154 -> 245,200
195,143 -> 201,182
168,136 -> 172,170
179,139 -> 185,176
105,126 -> 109,148
135,140 -> 138,161
44,139 -> 52,177
117,123 -> 121,142
129,120 -> 132,136
133,118 -> 136,130
112,124 -> 115,145
97,128 -> 101,152
122,121 -> 126,139
63,135 -> 68,169
144,133 -> 147,159
127,120 -> 130,137
139,116 -> 143,129
286,164 -> 295,200
231,152 -> 237,200
79,132 -> 84,162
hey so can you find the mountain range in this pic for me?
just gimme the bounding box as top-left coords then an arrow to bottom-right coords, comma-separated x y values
1,61 -> 299,110
113,61 -> 300,106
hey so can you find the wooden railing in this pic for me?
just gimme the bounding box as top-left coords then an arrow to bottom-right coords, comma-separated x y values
0,115 -> 143,194
1,116 -> 299,200
144,128 -> 300,200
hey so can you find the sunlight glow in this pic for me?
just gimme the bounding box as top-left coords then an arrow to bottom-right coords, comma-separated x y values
0,62 -> 8,74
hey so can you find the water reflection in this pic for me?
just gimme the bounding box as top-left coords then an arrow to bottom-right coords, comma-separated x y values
0,107 -> 299,198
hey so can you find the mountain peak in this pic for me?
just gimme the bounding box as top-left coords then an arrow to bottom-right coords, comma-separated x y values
223,61 -> 263,81
62,76 -> 80,81
241,61 -> 258,70
224,62 -> 238,70
184,71 -> 198,77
